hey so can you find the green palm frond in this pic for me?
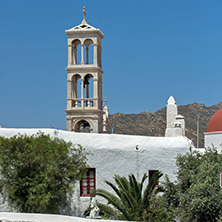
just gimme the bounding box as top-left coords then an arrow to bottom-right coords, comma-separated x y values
113,175 -> 137,210
129,174 -> 140,199
129,173 -> 147,203
95,172 -> 163,221
140,173 -> 148,190
120,189 -> 135,211
105,180 -> 121,198
114,175 -> 130,192
95,189 -> 128,218
97,202 -> 121,219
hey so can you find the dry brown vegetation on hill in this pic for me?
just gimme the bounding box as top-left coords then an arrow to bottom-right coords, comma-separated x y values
110,102 -> 222,148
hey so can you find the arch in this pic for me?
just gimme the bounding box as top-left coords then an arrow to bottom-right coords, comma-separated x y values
75,120 -> 91,133
84,74 -> 94,98
83,74 -> 94,107
84,39 -> 94,64
72,39 -> 81,65
71,74 -> 81,107
71,74 -> 81,98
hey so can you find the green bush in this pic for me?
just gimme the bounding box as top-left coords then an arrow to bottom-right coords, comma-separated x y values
143,197 -> 173,222
163,148 -> 222,222
0,132 -> 88,213
94,172 -> 163,221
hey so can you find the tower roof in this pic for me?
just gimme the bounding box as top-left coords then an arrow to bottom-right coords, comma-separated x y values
65,6 -> 104,38
175,114 -> 184,119
207,109 -> 222,133
66,21 -> 98,32
167,96 -> 176,105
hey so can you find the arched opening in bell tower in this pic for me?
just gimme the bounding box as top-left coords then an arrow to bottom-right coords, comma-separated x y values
72,39 -> 81,65
84,74 -> 94,107
75,120 -> 91,133
71,74 -> 81,107
84,39 -> 94,64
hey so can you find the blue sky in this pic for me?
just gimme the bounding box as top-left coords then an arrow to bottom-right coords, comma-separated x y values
0,0 -> 222,129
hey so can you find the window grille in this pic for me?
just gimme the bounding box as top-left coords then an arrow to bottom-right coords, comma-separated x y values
80,168 -> 96,196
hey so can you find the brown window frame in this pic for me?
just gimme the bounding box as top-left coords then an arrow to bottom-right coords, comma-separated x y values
148,170 -> 159,184
80,168 -> 96,197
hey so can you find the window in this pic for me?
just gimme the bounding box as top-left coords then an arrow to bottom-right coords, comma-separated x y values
80,168 -> 96,196
148,170 -> 159,184
175,123 -> 181,128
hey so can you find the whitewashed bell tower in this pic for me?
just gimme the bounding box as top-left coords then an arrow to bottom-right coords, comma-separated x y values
65,7 -> 104,133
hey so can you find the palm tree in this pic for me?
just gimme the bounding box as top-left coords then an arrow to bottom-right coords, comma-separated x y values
94,172 -> 163,221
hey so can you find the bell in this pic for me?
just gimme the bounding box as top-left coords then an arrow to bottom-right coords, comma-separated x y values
84,78 -> 89,85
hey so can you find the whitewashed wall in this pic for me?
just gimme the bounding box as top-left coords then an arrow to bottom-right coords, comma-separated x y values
0,128 -> 193,216
205,132 -> 222,149
0,212 -> 129,222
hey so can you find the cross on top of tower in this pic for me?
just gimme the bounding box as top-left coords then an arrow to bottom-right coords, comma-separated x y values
81,6 -> 87,25
83,6 -> 86,20
65,6 -> 103,36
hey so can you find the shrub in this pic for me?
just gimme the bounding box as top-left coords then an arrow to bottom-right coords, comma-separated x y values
0,132 -> 88,213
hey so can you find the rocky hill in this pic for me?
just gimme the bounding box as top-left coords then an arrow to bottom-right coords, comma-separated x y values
110,102 -> 222,148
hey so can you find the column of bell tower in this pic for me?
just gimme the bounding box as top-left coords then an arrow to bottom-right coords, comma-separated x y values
65,7 -> 104,133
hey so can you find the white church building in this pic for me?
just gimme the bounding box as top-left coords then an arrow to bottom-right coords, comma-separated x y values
0,8 -> 193,216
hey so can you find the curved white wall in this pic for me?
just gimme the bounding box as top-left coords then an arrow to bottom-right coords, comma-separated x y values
205,132 -> 222,149
0,212 -> 128,222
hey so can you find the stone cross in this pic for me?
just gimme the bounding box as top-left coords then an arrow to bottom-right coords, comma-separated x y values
83,6 -> 86,21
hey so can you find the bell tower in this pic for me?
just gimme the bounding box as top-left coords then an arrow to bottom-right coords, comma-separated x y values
65,7 -> 104,133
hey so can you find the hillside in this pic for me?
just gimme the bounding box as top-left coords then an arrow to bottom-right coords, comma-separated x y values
110,102 -> 222,148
